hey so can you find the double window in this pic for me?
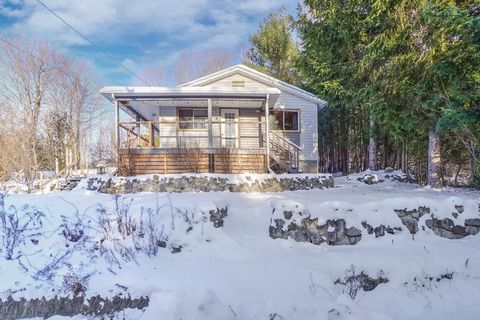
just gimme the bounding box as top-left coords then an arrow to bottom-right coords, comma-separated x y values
269,110 -> 299,131
178,108 -> 208,130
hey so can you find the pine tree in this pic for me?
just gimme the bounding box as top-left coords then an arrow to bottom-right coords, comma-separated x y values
244,8 -> 300,84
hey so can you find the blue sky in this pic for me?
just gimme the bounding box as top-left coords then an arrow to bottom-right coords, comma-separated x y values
0,0 -> 298,86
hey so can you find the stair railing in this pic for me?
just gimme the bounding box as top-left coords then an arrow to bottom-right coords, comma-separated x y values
269,132 -> 302,172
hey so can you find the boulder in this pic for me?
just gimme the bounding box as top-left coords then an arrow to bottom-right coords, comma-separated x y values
452,225 -> 469,237
270,216 -> 361,246
335,272 -> 389,299
209,207 -> 228,228
345,226 -> 362,237
426,217 -> 469,239
440,218 -> 454,231
374,225 -> 385,238
465,219 -> 480,227
454,205 -> 465,214
466,225 -> 480,235
359,174 -> 380,185
283,211 -> 293,220
395,207 -> 430,234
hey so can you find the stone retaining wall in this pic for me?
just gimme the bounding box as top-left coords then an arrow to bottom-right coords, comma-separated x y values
0,295 -> 149,320
85,174 -> 334,194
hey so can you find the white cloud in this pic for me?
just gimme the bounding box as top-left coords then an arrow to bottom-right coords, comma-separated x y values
1,0 -> 297,83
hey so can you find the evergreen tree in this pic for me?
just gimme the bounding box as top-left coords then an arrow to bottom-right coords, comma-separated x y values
244,8 -> 300,84
297,0 -> 480,187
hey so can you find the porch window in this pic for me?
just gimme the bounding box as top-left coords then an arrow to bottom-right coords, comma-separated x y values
269,110 -> 299,131
178,108 -> 208,130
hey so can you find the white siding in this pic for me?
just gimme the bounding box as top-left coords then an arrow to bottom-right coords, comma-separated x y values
198,73 -> 319,163
202,74 -> 271,89
275,93 -> 318,162
158,106 -> 177,148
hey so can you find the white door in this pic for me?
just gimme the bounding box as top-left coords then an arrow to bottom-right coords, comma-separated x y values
221,109 -> 239,148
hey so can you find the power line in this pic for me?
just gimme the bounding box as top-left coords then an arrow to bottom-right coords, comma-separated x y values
35,0 -> 150,86
0,36 -> 81,82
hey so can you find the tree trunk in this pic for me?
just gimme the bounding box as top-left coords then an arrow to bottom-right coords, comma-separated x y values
427,130 -> 443,188
367,116 -> 377,171
470,142 -> 480,186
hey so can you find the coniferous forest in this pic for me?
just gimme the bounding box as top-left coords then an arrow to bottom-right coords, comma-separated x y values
245,1 -> 480,188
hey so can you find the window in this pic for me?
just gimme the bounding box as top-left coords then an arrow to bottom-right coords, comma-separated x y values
269,110 -> 299,131
178,108 -> 208,130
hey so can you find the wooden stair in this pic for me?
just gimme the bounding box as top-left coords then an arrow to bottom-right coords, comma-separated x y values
268,133 -> 302,174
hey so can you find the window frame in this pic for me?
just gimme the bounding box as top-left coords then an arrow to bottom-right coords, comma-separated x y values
177,108 -> 208,131
270,109 -> 300,132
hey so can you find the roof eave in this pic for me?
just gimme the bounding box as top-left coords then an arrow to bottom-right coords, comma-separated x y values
180,64 -> 327,105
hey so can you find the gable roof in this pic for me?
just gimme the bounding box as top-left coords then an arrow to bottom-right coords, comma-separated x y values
180,64 -> 327,107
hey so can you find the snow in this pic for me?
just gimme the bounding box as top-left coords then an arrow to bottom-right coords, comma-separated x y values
1,172 -> 480,320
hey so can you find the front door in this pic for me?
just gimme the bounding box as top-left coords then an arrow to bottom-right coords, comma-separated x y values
221,109 -> 239,148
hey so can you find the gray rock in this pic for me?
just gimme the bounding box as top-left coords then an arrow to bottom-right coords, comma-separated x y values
335,272 -> 389,299
466,225 -> 479,235
384,167 -> 395,173
440,218 -> 454,231
170,244 -> 182,254
465,219 -> 480,227
209,207 -> 228,228
455,205 -> 465,214
426,217 -> 469,239
348,235 -> 362,245
157,240 -> 167,248
310,234 -> 325,245
361,174 -> 380,185
374,225 -> 385,238
425,219 -> 434,229
0,294 -> 149,320
283,211 -> 293,220
95,174 -> 335,194
274,219 -> 285,230
270,216 -> 361,246
326,230 -> 337,244
452,225 -> 469,236
402,216 -> 420,234
395,207 -> 430,234
345,227 -> 362,237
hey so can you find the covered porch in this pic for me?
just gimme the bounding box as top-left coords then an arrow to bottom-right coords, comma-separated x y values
100,86 -> 288,175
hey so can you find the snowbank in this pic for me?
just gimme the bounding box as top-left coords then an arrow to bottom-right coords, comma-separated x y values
0,175 -> 479,320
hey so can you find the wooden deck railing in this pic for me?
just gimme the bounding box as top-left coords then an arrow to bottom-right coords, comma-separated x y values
118,119 -> 266,150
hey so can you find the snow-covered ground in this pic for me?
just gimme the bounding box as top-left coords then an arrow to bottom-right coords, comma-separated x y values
1,172 -> 480,320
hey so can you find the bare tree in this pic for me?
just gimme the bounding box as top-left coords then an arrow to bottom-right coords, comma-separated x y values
0,37 -> 55,191
46,54 -> 101,173
174,48 -> 235,85
136,66 -> 164,86
0,36 -> 102,191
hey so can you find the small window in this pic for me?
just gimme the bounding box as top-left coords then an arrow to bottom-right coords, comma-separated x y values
179,108 -> 208,129
284,111 -> 299,131
269,110 -> 299,131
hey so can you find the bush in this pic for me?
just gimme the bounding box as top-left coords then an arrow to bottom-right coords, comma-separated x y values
0,193 -> 46,260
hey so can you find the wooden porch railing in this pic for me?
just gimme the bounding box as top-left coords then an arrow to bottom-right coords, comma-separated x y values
118,119 -> 266,150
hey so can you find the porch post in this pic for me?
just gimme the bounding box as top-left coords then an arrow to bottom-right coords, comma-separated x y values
207,98 -> 213,148
265,94 -> 270,172
136,115 -> 141,147
114,99 -> 120,150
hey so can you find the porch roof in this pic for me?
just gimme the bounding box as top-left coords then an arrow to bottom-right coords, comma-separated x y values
99,86 -> 281,108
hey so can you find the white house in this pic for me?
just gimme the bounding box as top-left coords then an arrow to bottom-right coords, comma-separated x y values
99,64 -> 326,175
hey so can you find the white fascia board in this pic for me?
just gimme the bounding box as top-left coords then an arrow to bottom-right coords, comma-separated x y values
99,86 -> 281,101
